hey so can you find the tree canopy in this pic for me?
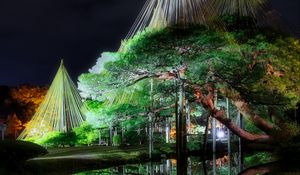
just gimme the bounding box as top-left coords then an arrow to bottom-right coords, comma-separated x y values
79,17 -> 300,144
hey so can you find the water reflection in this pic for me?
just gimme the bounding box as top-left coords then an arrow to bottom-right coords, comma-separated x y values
75,155 -> 238,175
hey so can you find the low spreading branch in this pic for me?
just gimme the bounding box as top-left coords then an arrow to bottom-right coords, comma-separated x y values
125,66 -> 275,143
193,84 -> 273,143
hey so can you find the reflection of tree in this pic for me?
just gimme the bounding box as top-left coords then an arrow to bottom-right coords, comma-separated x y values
239,162 -> 280,175
240,161 -> 300,175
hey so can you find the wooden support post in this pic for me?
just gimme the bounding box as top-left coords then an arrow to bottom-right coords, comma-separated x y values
137,127 -> 142,145
188,157 -> 192,175
180,80 -> 187,155
109,125 -> 113,146
98,129 -> 101,145
148,162 -> 153,175
212,90 -> 218,175
213,152 -> 216,175
175,78 -> 179,157
177,77 -> 188,175
186,102 -> 191,142
226,98 -> 231,175
149,78 -> 154,159
122,125 -> 125,143
203,113 -> 209,154
149,113 -> 153,159
212,90 -> 217,153
165,117 -> 170,143
238,112 -> 244,172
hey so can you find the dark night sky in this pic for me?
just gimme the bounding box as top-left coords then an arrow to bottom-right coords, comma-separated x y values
0,0 -> 299,86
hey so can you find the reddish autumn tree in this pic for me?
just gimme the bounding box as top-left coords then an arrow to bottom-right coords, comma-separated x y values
6,113 -> 23,138
10,85 -> 47,122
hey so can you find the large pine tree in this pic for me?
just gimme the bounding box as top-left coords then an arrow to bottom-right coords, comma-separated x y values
79,17 -> 300,146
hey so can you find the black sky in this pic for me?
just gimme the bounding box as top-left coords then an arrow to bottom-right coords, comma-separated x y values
0,0 -> 299,86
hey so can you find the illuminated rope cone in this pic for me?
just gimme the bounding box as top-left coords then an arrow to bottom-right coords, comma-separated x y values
18,60 -> 86,139
126,0 -> 266,39
211,0 -> 266,17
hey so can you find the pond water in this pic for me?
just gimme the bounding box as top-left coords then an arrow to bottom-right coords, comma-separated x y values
2,151 -> 300,175
72,153 -> 266,175
74,157 -> 231,175
73,153 -> 300,175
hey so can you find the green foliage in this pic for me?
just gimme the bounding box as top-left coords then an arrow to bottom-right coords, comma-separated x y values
124,130 -> 141,145
73,122 -> 98,145
35,131 -> 76,147
113,135 -> 121,146
78,18 -> 300,144
187,133 -> 204,151
101,26 -> 298,109
34,131 -> 62,147
117,25 -> 299,126
32,123 -> 98,147
244,152 -> 275,167
272,122 -> 300,146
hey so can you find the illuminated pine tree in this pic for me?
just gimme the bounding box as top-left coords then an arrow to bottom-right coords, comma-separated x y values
18,60 -> 87,139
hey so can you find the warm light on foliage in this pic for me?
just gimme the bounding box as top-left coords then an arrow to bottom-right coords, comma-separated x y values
10,85 -> 48,122
6,113 -> 23,138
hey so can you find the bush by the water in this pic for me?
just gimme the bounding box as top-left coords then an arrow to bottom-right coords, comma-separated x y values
28,122 -> 98,147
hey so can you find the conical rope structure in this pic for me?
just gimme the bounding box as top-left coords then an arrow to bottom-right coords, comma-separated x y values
126,0 -> 267,39
18,60 -> 86,140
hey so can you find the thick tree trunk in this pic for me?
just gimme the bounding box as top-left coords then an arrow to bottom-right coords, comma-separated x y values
212,110 -> 272,143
